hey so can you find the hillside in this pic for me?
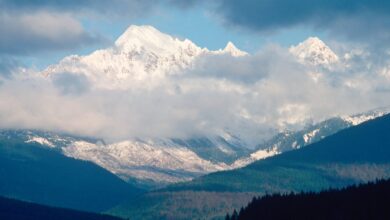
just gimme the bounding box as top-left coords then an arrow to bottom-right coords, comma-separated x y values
0,140 -> 142,212
227,179 -> 390,220
3,106 -> 387,190
0,196 -> 123,220
110,114 -> 390,219
168,113 -> 390,192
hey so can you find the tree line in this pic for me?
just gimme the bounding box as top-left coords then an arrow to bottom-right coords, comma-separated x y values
226,179 -> 390,220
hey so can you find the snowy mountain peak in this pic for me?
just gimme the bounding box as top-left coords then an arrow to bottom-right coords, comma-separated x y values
289,37 -> 339,67
43,25 -> 206,89
114,25 -> 200,54
115,25 -> 164,47
222,41 -> 248,57
42,25 -> 252,89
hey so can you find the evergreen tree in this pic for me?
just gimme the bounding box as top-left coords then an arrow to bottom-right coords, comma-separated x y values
231,209 -> 238,220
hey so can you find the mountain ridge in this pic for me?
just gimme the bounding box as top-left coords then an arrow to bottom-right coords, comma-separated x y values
0,139 -> 142,212
42,25 -> 247,90
108,113 -> 390,219
3,106 -> 388,188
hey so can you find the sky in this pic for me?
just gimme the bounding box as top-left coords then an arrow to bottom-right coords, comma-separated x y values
1,0 -> 390,145
0,0 -> 326,69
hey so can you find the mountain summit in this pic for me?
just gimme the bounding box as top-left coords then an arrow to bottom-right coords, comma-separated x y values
222,41 -> 248,56
43,25 -> 247,89
115,25 -> 202,56
289,37 -> 339,67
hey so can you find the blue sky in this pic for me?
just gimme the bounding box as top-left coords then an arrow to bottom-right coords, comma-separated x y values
85,4 -> 325,51
1,0 -> 389,72
15,3 -> 325,70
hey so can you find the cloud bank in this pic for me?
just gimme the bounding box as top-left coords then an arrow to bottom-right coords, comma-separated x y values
1,0 -> 390,146
1,41 -> 390,146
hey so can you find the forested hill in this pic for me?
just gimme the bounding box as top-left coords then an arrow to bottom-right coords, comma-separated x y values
0,140 -> 143,212
110,114 -> 390,220
227,179 -> 390,220
167,113 -> 390,193
0,196 -> 123,220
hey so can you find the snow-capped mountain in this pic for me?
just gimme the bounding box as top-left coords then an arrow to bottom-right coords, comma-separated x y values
289,37 -> 339,68
0,129 -> 248,188
211,41 -> 248,57
233,107 -> 390,167
1,107 -> 388,188
61,139 -> 230,185
43,25 -> 247,89
8,25 -> 388,187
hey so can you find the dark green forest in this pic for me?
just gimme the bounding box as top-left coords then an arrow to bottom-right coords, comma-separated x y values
0,196 -> 123,220
0,140 -> 142,212
227,179 -> 390,220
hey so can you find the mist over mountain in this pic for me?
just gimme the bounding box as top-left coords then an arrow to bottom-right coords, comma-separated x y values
110,113 -> 390,219
1,25 -> 389,147
0,25 -> 389,188
2,1 -> 390,220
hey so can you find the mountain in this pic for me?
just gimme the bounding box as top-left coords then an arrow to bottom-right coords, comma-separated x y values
43,25 -> 247,90
109,113 -> 390,219
61,138 -> 235,186
289,37 -> 339,68
0,139 -> 142,212
171,113 -> 390,192
38,25 -> 385,187
21,25 -> 389,189
3,106 -> 387,189
0,129 -> 250,188
233,106 -> 390,167
0,196 -> 123,220
227,179 -> 390,220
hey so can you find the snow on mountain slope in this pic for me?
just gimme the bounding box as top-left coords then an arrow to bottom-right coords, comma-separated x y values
341,107 -> 390,125
43,25 -> 247,90
8,25 -> 388,186
57,136 -> 248,185
0,129 -> 246,186
0,107 -> 388,186
233,107 -> 390,168
289,37 -> 339,68
232,147 -> 280,168
62,139 -> 229,184
211,41 -> 248,57
25,136 -> 55,148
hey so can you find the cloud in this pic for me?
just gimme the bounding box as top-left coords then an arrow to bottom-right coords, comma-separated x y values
202,0 -> 390,44
187,45 -> 303,84
1,41 -> 390,147
0,0 -> 389,147
0,0 -> 159,17
0,11 -> 102,55
0,56 -> 20,77
52,72 -> 91,95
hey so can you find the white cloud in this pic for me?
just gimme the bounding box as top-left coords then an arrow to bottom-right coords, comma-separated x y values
0,11 -> 102,55
1,41 -> 390,147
